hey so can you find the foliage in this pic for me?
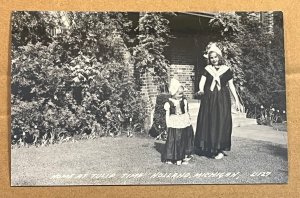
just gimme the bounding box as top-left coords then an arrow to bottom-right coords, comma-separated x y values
208,13 -> 245,102
11,12 -> 149,146
11,11 -> 58,48
238,12 -> 285,112
208,12 -> 286,113
209,13 -> 240,38
132,13 -> 172,87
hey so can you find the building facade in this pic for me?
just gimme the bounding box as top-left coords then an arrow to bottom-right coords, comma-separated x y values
140,11 -> 276,113
140,12 -> 218,111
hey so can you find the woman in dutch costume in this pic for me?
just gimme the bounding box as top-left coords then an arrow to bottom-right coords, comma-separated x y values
163,78 -> 194,165
194,43 -> 242,159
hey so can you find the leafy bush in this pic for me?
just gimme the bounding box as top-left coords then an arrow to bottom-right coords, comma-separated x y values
11,12 -> 149,146
209,12 -> 286,114
132,13 -> 172,87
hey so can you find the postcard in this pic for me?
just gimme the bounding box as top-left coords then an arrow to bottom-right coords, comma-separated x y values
10,11 -> 287,186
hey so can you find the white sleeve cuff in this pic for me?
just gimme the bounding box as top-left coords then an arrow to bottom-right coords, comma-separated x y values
164,102 -> 170,111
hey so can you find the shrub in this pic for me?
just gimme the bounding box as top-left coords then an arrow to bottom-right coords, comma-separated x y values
11,12 -> 147,146
209,12 -> 286,114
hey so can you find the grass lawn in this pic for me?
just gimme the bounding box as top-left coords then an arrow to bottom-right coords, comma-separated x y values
11,133 -> 288,186
272,122 -> 288,131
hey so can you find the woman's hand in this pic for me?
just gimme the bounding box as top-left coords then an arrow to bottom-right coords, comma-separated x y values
235,101 -> 243,112
196,91 -> 204,96
194,91 -> 204,99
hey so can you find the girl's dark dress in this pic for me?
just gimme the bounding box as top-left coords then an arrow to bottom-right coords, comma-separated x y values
163,98 -> 194,162
194,65 -> 233,154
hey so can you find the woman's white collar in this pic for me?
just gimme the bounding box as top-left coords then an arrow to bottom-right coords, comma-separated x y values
205,65 -> 229,91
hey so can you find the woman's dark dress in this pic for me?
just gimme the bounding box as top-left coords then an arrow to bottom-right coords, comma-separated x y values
194,66 -> 233,154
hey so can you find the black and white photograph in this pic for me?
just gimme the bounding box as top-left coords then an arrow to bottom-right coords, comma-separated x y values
10,11 -> 287,186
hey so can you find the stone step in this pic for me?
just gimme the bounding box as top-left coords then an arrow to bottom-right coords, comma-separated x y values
190,112 -> 256,128
232,119 -> 257,128
190,118 -> 257,129
232,112 -> 247,118
189,105 -> 248,116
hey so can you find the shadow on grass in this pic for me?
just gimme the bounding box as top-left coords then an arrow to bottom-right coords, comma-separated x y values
154,141 -> 165,162
272,122 -> 288,131
261,143 -> 288,161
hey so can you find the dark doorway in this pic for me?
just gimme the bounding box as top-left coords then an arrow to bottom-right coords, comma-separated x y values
164,12 -> 217,97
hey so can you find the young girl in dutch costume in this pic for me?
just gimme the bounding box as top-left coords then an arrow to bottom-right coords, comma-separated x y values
162,78 -> 194,165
